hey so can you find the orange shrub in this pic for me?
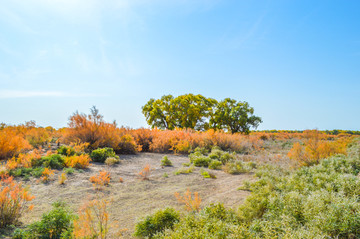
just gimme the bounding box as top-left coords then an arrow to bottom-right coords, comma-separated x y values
131,128 -> 153,152
288,130 -> 353,166
62,108 -> 139,154
65,154 -> 91,169
41,168 -> 54,182
5,150 -> 42,170
138,164 -> 151,180
90,171 -> 111,190
25,127 -> 51,148
59,173 -> 67,185
174,189 -> 201,212
0,175 -> 35,228
0,129 -> 31,160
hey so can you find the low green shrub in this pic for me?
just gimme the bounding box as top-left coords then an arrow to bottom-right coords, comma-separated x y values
174,166 -> 195,175
13,201 -> 74,239
57,145 -> 76,156
90,147 -> 117,163
105,157 -> 120,166
63,167 -> 75,175
192,156 -> 211,167
200,169 -> 216,179
134,208 -> 180,238
161,156 -> 173,167
208,160 -> 222,170
155,204 -> 247,238
36,154 -> 65,169
223,161 -> 248,174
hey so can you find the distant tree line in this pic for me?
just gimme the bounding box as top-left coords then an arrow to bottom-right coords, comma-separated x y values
142,94 -> 262,134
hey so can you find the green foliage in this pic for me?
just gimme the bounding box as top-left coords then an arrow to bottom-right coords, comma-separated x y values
192,156 -> 211,167
142,94 -> 217,131
142,94 -> 261,133
200,169 -> 216,179
189,147 -> 240,170
9,167 -> 44,178
57,146 -> 76,156
63,167 -> 75,175
104,157 -> 120,166
223,161 -> 249,174
155,204 -> 248,239
210,98 -> 262,134
161,156 -> 172,167
134,208 -> 180,238
34,154 -> 65,169
174,166 -> 195,175
90,147 -> 117,163
193,147 -> 209,155
13,202 -> 74,239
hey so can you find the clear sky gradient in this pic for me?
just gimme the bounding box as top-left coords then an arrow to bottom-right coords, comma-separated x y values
1,0 -> 359,130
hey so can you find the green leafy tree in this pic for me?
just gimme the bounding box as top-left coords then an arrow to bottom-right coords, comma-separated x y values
171,94 -> 217,131
142,95 -> 176,130
142,95 -> 261,133
210,98 -> 262,134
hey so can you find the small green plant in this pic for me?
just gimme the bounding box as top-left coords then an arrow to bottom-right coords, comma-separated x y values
90,147 -> 118,163
63,167 -> 75,175
163,173 -> 169,178
200,169 -> 216,179
174,165 -> 195,175
134,208 -> 180,238
182,162 -> 191,167
161,156 -> 173,166
105,156 -> 120,166
238,180 -> 251,191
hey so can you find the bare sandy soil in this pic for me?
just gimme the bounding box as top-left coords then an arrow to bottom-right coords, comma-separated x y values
16,153 -> 253,238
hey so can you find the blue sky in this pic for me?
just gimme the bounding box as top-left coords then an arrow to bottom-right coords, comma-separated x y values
0,0 -> 359,130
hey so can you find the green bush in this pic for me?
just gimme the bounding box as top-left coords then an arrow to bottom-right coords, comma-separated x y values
192,156 -> 211,167
13,202 -> 74,239
219,152 -> 235,164
223,161 -> 248,174
161,156 -> 173,167
90,147 -> 117,163
200,169 -> 216,179
208,160 -> 222,170
174,166 -> 194,175
34,154 -> 65,169
134,208 -> 180,238
57,146 -> 76,156
63,167 -> 75,175
155,204 -> 247,238
193,147 -> 209,155
104,157 -> 120,166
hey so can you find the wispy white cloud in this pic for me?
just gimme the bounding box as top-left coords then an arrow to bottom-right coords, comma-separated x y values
0,90 -> 99,98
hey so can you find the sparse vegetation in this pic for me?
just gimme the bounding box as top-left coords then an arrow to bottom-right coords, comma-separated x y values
1,108 -> 358,238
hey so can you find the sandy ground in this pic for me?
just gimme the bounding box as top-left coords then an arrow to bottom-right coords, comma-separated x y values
7,153 -> 253,238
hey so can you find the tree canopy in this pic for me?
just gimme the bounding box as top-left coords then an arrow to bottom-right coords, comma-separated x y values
142,94 -> 262,134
